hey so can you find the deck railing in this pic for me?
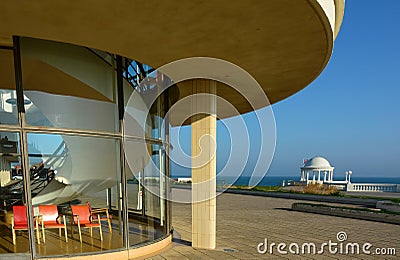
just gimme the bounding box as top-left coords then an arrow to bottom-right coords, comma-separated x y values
347,183 -> 400,192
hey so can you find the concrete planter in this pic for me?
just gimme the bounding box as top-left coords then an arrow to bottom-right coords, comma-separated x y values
292,203 -> 400,225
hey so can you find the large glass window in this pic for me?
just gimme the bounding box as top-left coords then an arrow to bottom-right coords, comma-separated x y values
125,140 -> 167,246
0,49 -> 18,125
0,132 -> 31,256
0,38 -> 171,259
20,38 -> 119,133
27,133 -> 124,256
123,69 -> 178,142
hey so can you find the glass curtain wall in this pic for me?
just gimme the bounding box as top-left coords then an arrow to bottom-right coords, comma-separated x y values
20,38 -> 119,133
0,132 -> 30,255
0,37 -> 170,258
123,68 -> 170,247
0,49 -> 18,125
19,37 -> 125,257
27,133 -> 123,255
124,140 -> 167,246
0,47 -> 30,258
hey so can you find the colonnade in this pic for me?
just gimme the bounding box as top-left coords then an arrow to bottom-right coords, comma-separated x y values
300,168 -> 334,184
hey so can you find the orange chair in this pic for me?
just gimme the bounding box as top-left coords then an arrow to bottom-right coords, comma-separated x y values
71,205 -> 103,243
11,205 -> 40,245
38,205 -> 68,243
86,201 -> 112,233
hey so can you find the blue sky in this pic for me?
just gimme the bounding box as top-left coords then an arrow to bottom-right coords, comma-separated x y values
265,0 -> 400,178
171,1 -> 400,179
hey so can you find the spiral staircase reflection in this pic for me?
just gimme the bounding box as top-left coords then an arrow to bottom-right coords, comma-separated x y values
0,141 -> 68,209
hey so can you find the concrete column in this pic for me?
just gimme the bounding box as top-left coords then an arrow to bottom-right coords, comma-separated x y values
191,79 -> 217,249
318,170 -> 321,182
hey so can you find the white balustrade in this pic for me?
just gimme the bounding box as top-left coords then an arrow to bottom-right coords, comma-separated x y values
347,183 -> 399,193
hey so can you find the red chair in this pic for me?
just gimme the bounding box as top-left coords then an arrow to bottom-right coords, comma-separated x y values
38,205 -> 68,243
71,205 -> 103,243
11,205 -> 40,245
86,201 -> 112,233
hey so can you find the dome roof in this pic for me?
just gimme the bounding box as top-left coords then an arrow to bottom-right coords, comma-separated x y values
302,156 -> 333,169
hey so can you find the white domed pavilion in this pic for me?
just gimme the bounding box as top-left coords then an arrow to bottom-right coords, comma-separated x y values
300,156 -> 335,184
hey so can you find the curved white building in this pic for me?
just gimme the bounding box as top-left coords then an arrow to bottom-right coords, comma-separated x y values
0,1 -> 345,259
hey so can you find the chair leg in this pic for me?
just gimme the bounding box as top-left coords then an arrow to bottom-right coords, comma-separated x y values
98,217 -> 103,241
42,225 -> 46,243
77,216 -> 82,243
78,225 -> 82,243
12,228 -> 16,245
59,227 -> 61,237
36,222 -> 40,244
64,225 -> 68,242
106,211 -> 112,233
11,217 -> 16,245
90,227 -> 93,237
63,216 -> 68,242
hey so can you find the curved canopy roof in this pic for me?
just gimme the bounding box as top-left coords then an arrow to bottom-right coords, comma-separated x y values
0,0 -> 344,122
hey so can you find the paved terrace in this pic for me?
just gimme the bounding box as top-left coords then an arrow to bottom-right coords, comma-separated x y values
147,192 -> 400,259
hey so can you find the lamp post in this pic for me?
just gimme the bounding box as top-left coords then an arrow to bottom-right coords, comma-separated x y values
348,170 -> 352,183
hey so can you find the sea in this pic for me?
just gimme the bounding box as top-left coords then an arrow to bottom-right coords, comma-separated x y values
172,175 -> 400,187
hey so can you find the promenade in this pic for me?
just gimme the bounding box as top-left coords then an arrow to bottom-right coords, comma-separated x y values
149,192 -> 400,259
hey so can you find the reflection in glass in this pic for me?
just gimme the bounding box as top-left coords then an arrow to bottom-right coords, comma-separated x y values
0,132 -> 31,255
0,49 -> 18,125
0,38 -> 171,257
123,67 -> 178,142
20,38 -> 119,132
0,132 -> 21,203
27,133 -> 124,256
125,140 -> 167,246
